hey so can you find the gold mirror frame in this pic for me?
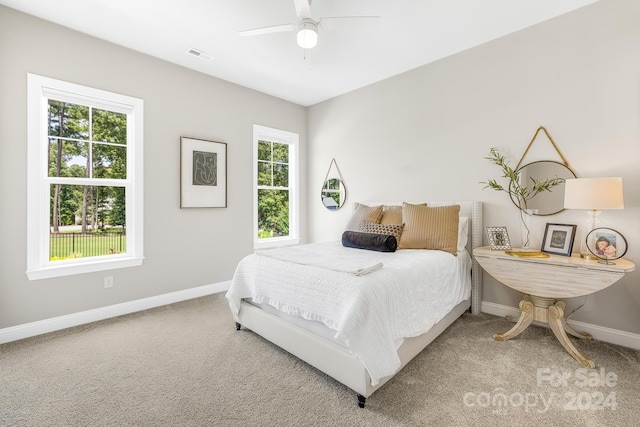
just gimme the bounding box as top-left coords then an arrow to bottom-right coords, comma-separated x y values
321,178 -> 346,210
509,160 -> 577,215
510,126 -> 576,216
321,159 -> 347,211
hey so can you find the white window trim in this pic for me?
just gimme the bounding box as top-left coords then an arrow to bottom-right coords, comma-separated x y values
253,124 -> 299,249
26,74 -> 144,280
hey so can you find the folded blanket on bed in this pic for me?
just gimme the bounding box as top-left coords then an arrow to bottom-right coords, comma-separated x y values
257,242 -> 383,276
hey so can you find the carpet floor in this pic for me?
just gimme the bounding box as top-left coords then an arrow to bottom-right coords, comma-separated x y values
1,292 -> 639,426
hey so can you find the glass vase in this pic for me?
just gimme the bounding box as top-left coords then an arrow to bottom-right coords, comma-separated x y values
520,209 -> 534,249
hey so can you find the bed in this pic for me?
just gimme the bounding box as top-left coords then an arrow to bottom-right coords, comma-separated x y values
226,201 -> 483,407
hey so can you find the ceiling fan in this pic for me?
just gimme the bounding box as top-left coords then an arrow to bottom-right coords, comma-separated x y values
238,0 -> 379,49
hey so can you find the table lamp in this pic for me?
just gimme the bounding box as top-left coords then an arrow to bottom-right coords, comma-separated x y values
563,177 -> 624,258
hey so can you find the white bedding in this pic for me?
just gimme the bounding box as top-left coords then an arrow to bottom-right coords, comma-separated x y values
257,242 -> 383,276
226,241 -> 471,385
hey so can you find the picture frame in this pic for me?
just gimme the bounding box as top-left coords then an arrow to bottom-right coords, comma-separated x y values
541,223 -> 576,256
486,226 -> 511,250
180,137 -> 227,208
586,227 -> 628,263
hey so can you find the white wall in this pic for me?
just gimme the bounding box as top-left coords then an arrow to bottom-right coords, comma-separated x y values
0,6 -> 307,329
2,0 -> 638,340
307,0 -> 640,334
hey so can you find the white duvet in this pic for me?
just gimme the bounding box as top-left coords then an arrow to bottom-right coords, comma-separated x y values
226,241 -> 471,386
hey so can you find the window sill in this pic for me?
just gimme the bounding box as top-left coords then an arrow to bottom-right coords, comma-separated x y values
254,237 -> 300,250
26,256 -> 144,281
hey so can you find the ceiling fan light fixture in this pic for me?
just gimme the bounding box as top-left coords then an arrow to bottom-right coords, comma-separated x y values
297,21 -> 318,49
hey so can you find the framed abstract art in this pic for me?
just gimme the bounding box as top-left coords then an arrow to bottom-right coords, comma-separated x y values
180,137 -> 227,208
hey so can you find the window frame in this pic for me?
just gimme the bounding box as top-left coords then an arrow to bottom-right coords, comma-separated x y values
253,124 -> 299,249
26,74 -> 144,280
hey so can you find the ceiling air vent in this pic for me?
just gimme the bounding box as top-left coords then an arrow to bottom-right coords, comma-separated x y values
187,48 -> 213,61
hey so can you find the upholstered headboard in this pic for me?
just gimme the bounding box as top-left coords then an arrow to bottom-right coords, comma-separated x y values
355,201 -> 483,314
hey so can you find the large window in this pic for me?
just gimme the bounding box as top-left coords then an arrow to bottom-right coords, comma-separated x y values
27,74 -> 144,280
254,125 -> 299,249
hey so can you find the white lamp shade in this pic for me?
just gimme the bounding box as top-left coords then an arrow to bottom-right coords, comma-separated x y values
297,22 -> 318,49
563,177 -> 624,210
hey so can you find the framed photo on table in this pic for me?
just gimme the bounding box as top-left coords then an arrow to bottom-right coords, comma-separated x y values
180,137 -> 227,208
486,226 -> 511,250
541,223 -> 576,256
586,227 -> 628,263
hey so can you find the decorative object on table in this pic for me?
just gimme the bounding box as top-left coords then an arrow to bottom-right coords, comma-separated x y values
563,177 -> 624,259
180,137 -> 227,208
586,227 -> 628,265
541,223 -> 577,256
481,127 -> 575,248
321,158 -> 346,210
486,226 -> 511,250
504,250 -> 549,258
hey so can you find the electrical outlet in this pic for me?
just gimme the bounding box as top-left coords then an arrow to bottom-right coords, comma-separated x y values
104,276 -> 114,288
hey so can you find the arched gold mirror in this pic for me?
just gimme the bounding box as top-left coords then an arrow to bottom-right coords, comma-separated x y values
510,160 -> 577,215
321,178 -> 346,210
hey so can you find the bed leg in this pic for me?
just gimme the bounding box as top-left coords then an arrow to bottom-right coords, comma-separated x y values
357,394 -> 366,408
235,322 -> 241,331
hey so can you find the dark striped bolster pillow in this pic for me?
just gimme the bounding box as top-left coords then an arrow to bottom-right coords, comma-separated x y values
341,231 -> 398,252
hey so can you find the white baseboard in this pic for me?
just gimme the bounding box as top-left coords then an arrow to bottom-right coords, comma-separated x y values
5,290 -> 637,350
0,281 -> 231,345
481,301 -> 640,350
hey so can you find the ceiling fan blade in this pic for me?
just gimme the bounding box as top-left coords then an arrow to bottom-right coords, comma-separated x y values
318,16 -> 380,30
238,24 -> 296,37
293,0 -> 313,19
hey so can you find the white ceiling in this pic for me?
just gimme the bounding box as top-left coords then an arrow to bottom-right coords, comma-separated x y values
1,0 -> 598,106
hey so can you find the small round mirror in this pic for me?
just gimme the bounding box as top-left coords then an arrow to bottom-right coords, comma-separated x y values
510,161 -> 576,216
321,178 -> 346,210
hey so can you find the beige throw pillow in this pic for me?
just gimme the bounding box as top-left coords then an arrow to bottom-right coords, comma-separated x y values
345,203 -> 383,231
399,203 -> 460,255
380,206 -> 403,224
380,203 -> 427,224
360,221 -> 405,242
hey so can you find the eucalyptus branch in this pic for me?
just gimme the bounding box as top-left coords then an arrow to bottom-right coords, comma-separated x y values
480,147 -> 565,210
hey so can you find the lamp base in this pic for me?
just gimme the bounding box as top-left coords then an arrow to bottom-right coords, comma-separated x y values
579,210 -> 601,260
